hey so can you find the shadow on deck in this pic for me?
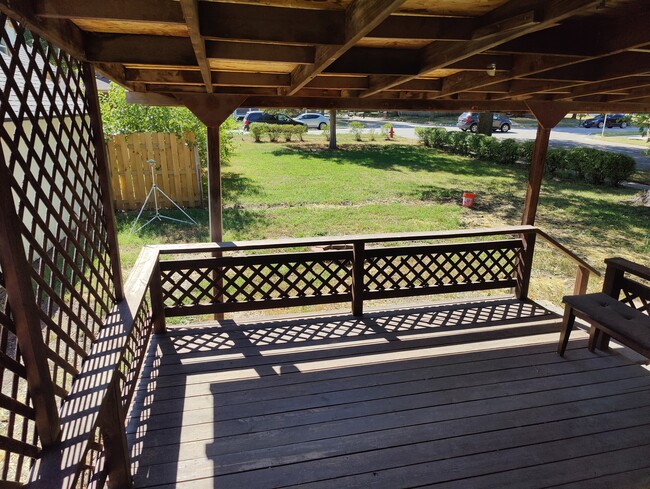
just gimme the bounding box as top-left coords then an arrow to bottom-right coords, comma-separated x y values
127,298 -> 650,488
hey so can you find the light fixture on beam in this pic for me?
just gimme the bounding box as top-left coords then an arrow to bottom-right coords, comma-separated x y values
486,63 -> 497,77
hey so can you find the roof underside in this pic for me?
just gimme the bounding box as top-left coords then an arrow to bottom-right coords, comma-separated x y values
7,0 -> 650,113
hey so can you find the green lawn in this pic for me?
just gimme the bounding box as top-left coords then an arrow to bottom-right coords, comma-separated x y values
117,135 -> 650,311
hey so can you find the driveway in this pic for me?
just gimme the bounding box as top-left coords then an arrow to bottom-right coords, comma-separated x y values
335,118 -> 650,171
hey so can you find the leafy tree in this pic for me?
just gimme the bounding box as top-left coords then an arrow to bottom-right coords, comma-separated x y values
98,83 -> 237,166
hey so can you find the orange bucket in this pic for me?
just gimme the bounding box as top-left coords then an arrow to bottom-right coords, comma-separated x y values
462,192 -> 475,208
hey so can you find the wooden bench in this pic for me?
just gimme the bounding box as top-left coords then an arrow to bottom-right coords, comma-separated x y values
558,257 -> 650,358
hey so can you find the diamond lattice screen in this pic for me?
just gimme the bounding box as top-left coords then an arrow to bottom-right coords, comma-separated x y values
0,16 -> 117,482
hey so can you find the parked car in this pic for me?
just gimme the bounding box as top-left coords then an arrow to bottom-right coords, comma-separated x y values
457,112 -> 511,133
243,111 -> 306,130
232,107 -> 259,121
293,112 -> 329,129
581,114 -> 629,129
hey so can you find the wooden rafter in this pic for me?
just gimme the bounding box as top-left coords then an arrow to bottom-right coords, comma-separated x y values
433,9 -> 650,100
179,0 -> 212,93
360,0 -> 601,98
285,0 -> 406,96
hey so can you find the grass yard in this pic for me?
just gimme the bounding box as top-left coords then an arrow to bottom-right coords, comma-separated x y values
117,133 -> 650,316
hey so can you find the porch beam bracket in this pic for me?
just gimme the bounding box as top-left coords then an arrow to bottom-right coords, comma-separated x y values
173,93 -> 248,128
179,0 -> 213,93
286,0 -> 406,96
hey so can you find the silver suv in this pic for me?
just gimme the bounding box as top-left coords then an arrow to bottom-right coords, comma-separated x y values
457,112 -> 511,133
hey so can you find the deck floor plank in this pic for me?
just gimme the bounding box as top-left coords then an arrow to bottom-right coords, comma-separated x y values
128,299 -> 650,488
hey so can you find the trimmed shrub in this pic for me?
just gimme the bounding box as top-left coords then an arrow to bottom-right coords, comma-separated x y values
294,124 -> 308,142
601,152 -> 635,184
369,128 -> 377,141
350,121 -> 365,141
249,123 -> 266,142
415,127 -> 430,146
545,148 -> 569,175
381,123 -> 393,139
448,131 -> 472,155
497,139 -> 519,165
266,123 -> 282,142
430,128 -> 450,149
476,135 -> 501,161
518,140 -> 535,163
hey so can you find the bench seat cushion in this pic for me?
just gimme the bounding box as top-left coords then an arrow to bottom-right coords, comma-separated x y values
563,292 -> 650,348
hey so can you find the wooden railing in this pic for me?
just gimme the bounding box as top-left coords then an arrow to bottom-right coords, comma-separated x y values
28,248 -> 159,488
29,225 -> 599,487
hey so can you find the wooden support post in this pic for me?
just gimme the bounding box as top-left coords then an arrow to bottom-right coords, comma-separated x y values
83,63 -> 124,301
150,261 -> 166,334
352,242 -> 365,317
521,125 -> 551,226
522,102 -> 569,226
0,148 -> 61,446
207,126 -> 223,242
515,231 -> 536,300
329,110 -> 337,150
100,384 -> 132,488
207,126 -> 224,320
573,265 -> 590,295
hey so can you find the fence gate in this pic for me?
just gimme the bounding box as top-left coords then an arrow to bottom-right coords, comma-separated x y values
106,132 -> 202,211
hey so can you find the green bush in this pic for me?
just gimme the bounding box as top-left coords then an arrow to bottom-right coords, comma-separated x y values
369,128 -> 377,141
292,124 -> 308,142
497,139 -> 520,165
430,128 -> 450,149
600,152 -> 636,184
476,135 -> 501,161
418,127 -> 636,186
415,127 -> 432,146
381,123 -> 393,139
448,131 -> 472,155
249,123 -> 266,142
518,140 -> 535,163
545,148 -> 569,175
266,124 -> 282,142
350,121 -> 365,141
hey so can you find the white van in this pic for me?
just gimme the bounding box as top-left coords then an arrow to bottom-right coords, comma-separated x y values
232,108 -> 259,121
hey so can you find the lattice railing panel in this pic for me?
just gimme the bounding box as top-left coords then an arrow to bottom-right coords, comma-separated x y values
619,282 -> 650,316
118,293 -> 152,411
365,240 -> 522,294
160,251 -> 352,312
0,266 -> 39,483
0,17 -> 116,399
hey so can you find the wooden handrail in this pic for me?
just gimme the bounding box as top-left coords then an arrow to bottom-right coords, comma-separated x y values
153,225 -> 537,254
535,229 -> 601,277
28,247 -> 160,488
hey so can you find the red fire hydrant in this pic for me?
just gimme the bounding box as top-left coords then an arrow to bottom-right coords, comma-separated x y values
389,126 -> 394,139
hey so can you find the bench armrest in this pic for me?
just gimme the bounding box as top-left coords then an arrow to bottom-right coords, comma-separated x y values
605,257 -> 650,282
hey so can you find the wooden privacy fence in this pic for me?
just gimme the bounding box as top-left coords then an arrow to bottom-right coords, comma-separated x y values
106,132 -> 202,211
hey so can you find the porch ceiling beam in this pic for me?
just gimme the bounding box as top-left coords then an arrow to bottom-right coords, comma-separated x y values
552,77 -> 650,101
368,15 -> 475,41
360,0 -> 601,98
85,34 -> 196,66
285,0 -> 407,96
125,69 -> 291,87
433,9 -> 650,100
205,41 -> 314,65
494,52 -> 650,100
1,0 -> 86,59
34,0 -> 183,24
85,35 -> 315,66
179,0 -> 212,93
306,76 -> 369,90
126,90 -> 650,113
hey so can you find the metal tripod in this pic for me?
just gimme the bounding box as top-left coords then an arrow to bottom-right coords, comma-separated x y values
130,159 -> 198,233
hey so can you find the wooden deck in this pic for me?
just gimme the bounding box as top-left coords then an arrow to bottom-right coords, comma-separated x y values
127,298 -> 650,488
